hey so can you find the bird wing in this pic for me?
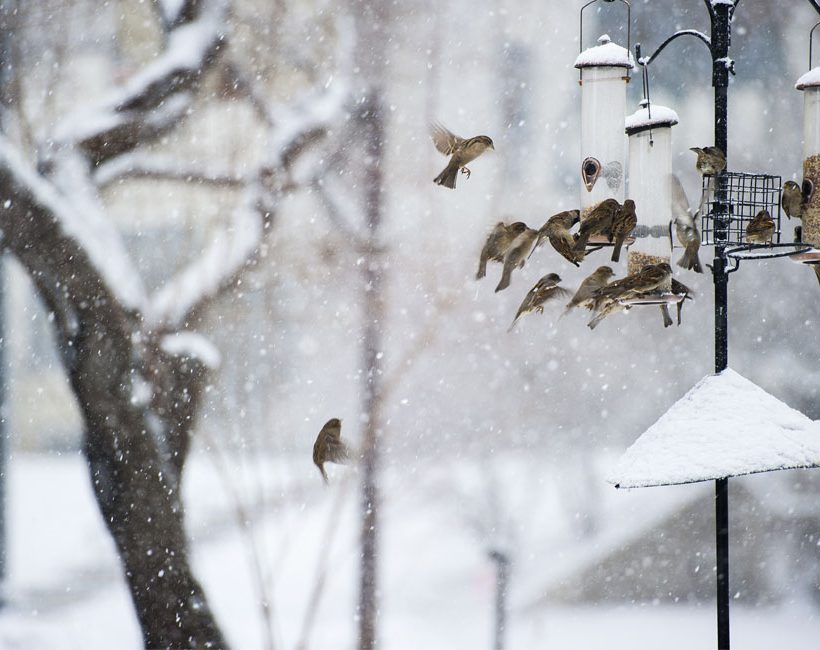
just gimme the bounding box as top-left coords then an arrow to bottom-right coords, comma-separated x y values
430,123 -> 463,155
669,173 -> 692,222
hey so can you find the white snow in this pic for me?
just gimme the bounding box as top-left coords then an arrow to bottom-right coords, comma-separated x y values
796,66 -> 820,90
625,105 -> 679,131
575,35 -> 636,70
160,331 -> 221,369
609,368 -> 820,488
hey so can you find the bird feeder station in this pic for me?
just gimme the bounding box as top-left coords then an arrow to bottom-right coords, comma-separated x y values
794,22 -> 820,255
575,0 -> 633,218
624,102 -> 679,273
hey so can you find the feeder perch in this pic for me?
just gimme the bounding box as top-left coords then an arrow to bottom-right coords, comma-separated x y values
618,291 -> 685,307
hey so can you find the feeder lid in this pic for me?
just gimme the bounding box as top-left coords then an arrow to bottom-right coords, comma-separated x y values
796,66 -> 820,90
609,368 -> 820,488
625,104 -> 679,135
575,34 -> 635,70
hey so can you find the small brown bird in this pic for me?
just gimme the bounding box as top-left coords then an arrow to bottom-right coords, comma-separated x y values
477,221 -> 528,279
508,273 -> 570,331
813,265 -> 820,288
610,199 -> 637,263
563,265 -> 615,315
312,418 -> 350,484
431,123 -> 494,189
690,146 -> 726,175
670,173 -> 703,273
537,210 -> 584,266
574,198 -> 620,251
588,262 -> 673,329
671,277 -> 694,326
745,209 -> 776,244
782,180 -> 803,220
495,226 -> 539,292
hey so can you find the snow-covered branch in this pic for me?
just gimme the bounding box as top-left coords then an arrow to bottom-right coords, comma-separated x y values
94,153 -> 249,189
53,0 -> 228,166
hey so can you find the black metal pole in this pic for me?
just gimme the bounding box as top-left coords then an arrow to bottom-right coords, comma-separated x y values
711,2 -> 732,649
489,550 -> 509,650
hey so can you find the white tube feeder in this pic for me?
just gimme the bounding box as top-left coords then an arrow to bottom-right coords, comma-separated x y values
574,34 -> 634,218
796,66 -> 820,250
625,103 -> 679,273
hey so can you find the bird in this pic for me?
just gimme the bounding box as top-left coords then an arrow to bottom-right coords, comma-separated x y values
508,273 -> 570,331
431,123 -> 494,189
573,198 -> 620,251
610,199 -> 637,263
745,209 -> 776,244
690,146 -> 726,176
563,265 -> 615,315
588,262 -> 673,329
813,265 -> 820,288
660,304 -> 674,328
495,226 -> 539,292
536,210 -> 583,267
312,418 -> 350,484
782,180 -> 803,220
477,221 -> 528,279
670,173 -> 703,273
671,277 -> 694,326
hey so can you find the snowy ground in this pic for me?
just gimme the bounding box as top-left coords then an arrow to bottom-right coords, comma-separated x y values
1,452 -> 819,649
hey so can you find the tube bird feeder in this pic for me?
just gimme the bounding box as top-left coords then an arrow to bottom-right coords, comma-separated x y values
796,64 -> 820,249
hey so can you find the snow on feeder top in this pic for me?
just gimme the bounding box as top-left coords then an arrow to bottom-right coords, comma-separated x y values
575,34 -> 634,216
624,103 -> 679,271
796,63 -> 820,248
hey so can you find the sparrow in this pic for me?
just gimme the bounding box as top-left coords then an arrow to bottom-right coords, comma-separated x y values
588,262 -> 673,329
671,277 -> 694,326
670,173 -> 703,273
312,418 -> 350,484
431,123 -> 494,189
690,146 -> 726,175
573,198 -> 620,251
495,226 -> 539,292
477,221 -> 528,279
745,209 -> 776,244
610,199 -> 637,263
563,265 -> 615,315
781,180 -> 803,220
508,273 -> 570,331
537,210 -> 584,266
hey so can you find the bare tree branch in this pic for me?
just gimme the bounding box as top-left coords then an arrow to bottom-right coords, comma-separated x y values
94,153 -> 249,189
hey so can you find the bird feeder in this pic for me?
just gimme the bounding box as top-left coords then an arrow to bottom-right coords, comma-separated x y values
575,34 -> 633,217
625,103 -> 679,273
796,61 -> 820,249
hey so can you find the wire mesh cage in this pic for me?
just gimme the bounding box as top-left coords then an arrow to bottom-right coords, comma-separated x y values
700,172 -> 782,247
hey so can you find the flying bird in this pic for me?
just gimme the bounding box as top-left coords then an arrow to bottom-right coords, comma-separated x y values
610,199 -> 637,263
563,265 -> 615,315
537,210 -> 584,266
495,226 -> 539,292
431,123 -> 494,189
573,198 -> 620,252
312,418 -> 350,484
781,180 -> 803,220
745,209 -> 776,244
670,173 -> 703,273
477,221 -> 528,279
508,273 -> 570,331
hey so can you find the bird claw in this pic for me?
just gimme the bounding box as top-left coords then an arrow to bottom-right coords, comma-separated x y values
460,167 -> 471,179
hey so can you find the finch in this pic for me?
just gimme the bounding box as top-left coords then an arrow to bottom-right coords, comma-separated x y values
537,210 -> 584,266
477,221 -> 528,279
690,146 -> 726,175
588,262 -> 673,329
563,265 -> 615,315
431,123 -> 494,189
781,180 -> 803,220
312,418 -> 350,484
670,173 -> 703,273
745,209 -> 776,244
610,199 -> 637,263
574,198 -> 620,251
508,273 -> 570,331
495,226 -> 539,292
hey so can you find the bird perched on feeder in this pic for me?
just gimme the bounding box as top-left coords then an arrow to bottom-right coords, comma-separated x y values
782,180 -> 803,220
495,226 -> 539,292
670,173 -> 703,273
573,198 -> 620,252
745,209 -> 776,244
508,273 -> 570,331
312,418 -> 350,484
476,221 -> 528,280
610,199 -> 637,263
536,210 -> 583,267
563,265 -> 615,315
587,262 -> 673,330
431,123 -> 494,189
690,146 -> 726,176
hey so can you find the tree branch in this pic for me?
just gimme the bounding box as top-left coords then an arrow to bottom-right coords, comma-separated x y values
94,153 -> 249,189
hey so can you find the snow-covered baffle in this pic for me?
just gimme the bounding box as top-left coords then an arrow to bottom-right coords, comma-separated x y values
609,369 -> 820,488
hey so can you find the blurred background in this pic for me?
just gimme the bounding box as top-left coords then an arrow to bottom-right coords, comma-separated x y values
0,0 -> 818,648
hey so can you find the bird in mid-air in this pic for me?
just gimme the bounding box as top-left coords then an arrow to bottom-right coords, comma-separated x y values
563,265 -> 615,315
745,209 -> 776,244
313,418 -> 351,484
537,210 -> 583,266
495,226 -> 539,292
477,221 -> 528,279
670,173 -> 703,273
508,273 -> 570,331
431,123 -> 494,189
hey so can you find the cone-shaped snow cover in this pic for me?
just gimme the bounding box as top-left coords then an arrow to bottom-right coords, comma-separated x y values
610,369 -> 820,488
